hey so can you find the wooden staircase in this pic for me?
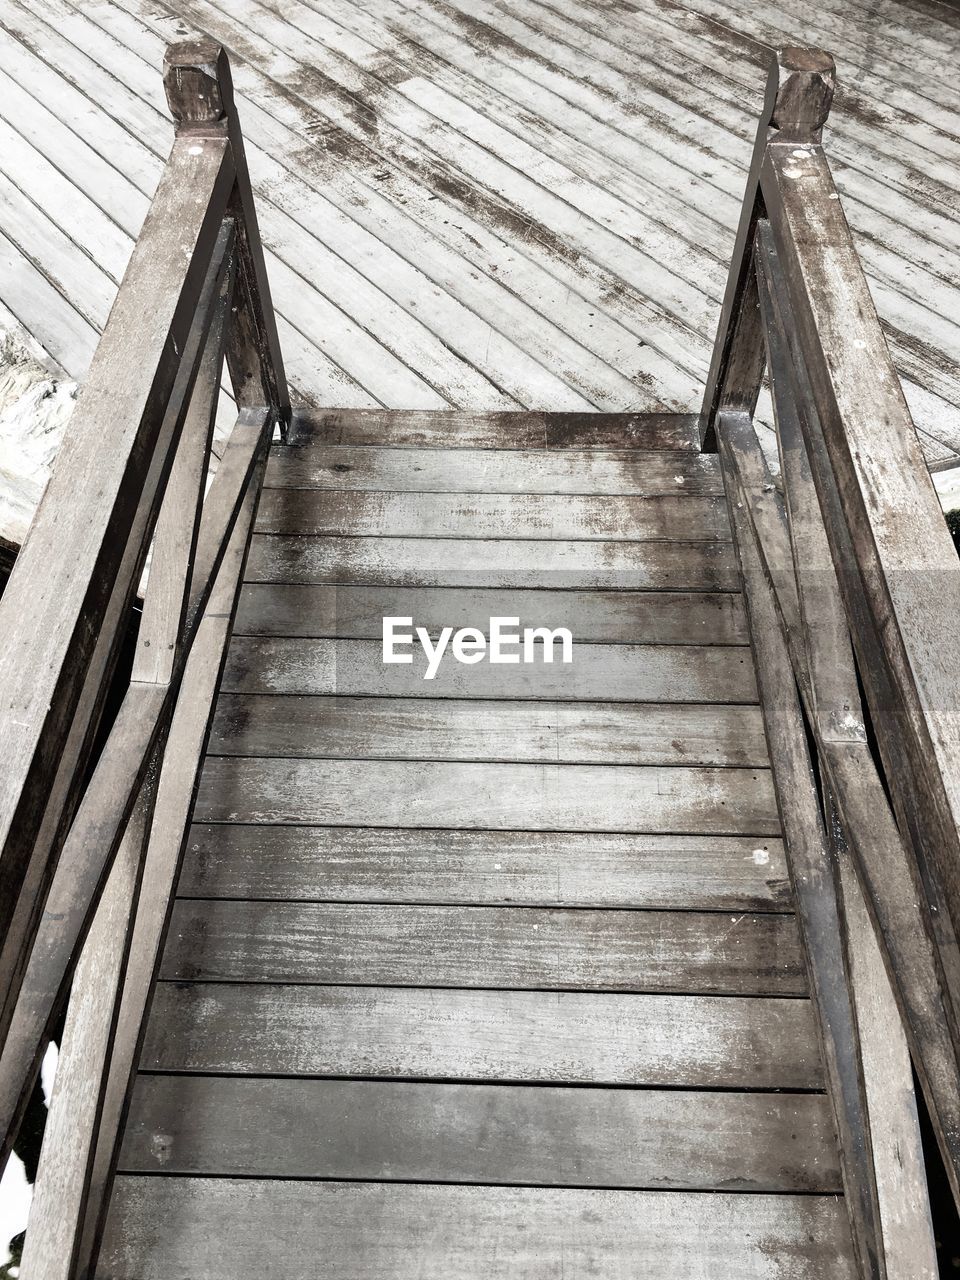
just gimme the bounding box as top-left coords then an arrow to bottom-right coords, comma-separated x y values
99,406 -> 850,1277
1,38 -> 957,1280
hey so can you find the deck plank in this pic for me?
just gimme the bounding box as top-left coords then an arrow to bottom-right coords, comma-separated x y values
232,583 -> 748,643
208,693 -> 768,766
160,900 -> 805,994
100,1178 -> 856,1279
142,982 -> 820,1087
254,489 -> 731,541
263,446 -> 724,495
195,757 -> 779,833
3,0 -> 958,503
220,637 -> 757,701
244,535 -> 738,589
178,826 -> 791,910
119,1077 -> 838,1191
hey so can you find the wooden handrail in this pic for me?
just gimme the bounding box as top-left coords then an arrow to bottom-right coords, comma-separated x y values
0,40 -> 286,1278
709,43 -> 956,1278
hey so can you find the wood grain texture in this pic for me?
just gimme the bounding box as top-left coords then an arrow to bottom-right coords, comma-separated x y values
762,138 -> 960,977
75,472 -> 267,1280
209,694 -> 769,766
0,132 -> 233,960
143,982 -> 821,1087
836,833 -> 938,1278
161,900 -> 805,995
120,1076 -> 838,1190
254,488 -> 731,542
290,409 -> 702,450
725,469 -> 885,1277
5,0 -> 959,476
195,757 -> 780,834
265,446 -> 725,495
179,826 -> 791,910
233,583 -> 749,644
99,1178 -> 856,1279
220,637 -> 757,701
244,533 -> 738,590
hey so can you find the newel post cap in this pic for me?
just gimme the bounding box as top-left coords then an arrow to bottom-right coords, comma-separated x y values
765,46 -> 836,138
163,40 -> 235,126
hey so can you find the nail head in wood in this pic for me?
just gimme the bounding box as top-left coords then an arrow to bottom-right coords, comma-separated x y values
765,47 -> 836,139
163,41 -> 234,126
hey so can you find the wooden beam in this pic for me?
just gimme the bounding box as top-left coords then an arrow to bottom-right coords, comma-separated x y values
19,455 -> 266,1280
829,798 -> 938,1278
722,413 -> 960,1214
721,448 -> 885,1279
164,41 -> 289,433
132,220 -> 235,686
699,46 -> 835,450
0,404 -> 271,1172
760,129 -> 960,1001
0,131 -> 234,1011
757,220 -> 960,1034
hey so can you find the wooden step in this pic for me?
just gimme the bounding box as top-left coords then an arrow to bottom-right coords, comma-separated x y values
245,533 -> 738,589
209,694 -> 769,766
264,444 -> 723,495
195,758 -> 779,834
288,409 -> 703,450
220,637 -> 757,700
103,407 -> 836,1278
143,984 -> 821,1088
254,489 -> 730,540
100,1178 -> 855,1279
119,1077 -> 838,1191
160,900 -> 805,995
233,584 -> 748,643
179,827 -> 790,912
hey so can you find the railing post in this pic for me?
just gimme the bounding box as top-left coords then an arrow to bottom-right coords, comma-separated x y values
700,48 -> 835,451
164,41 -> 290,436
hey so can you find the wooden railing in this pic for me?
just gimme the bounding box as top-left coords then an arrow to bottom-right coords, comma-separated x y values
0,41 -> 287,1278
705,47 -> 960,1280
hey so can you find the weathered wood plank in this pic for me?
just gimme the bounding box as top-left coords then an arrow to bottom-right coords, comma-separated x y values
120,1077 -> 837,1191
244,534 -> 738,590
0,682 -> 166,1169
195,758 -> 779,834
163,41 -> 288,421
143,983 -> 820,1087
75,470 -> 268,1280
834,816 -> 939,1278
762,135 -> 960,976
99,1177 -> 856,1280
220,637 -> 757,702
254,489 -> 731,542
702,48 -> 836,450
0,130 -> 234,967
209,694 -> 769,766
290,409 -> 702,450
161,900 -> 804,995
179,825 -> 791,910
233,584 -> 748,644
265,446 -> 724,495
724,466 -> 885,1278
18,783 -> 154,1280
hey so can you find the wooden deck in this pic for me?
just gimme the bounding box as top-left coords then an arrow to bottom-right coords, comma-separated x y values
0,0 -> 959,546
93,407 -> 857,1277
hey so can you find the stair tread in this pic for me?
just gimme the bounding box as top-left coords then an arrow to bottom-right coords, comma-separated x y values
289,408 -> 703,451
101,1179 -> 855,1279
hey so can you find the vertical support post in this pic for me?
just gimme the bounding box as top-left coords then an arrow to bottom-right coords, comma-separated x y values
164,41 -> 291,436
700,47 -> 835,451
